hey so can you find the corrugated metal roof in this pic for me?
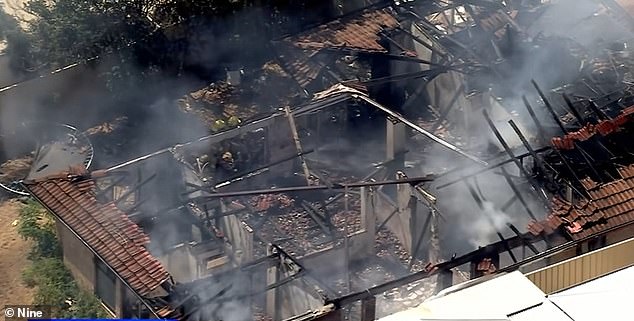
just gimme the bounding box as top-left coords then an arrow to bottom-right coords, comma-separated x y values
549,265 -> 634,321
377,264 -> 634,321
23,170 -> 171,297
528,164 -> 634,240
378,272 -> 546,321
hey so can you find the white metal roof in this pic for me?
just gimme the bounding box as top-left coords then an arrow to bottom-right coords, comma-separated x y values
548,265 -> 634,321
377,266 -> 634,321
378,271 -> 548,321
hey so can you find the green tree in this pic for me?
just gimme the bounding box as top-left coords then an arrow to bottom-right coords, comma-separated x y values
17,199 -> 61,259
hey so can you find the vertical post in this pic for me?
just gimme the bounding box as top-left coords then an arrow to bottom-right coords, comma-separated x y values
429,208 -> 440,264
435,269 -> 453,293
482,109 -> 548,204
284,106 -> 311,185
360,296 -> 377,321
266,246 -> 280,321
386,119 -> 407,166
360,186 -> 376,256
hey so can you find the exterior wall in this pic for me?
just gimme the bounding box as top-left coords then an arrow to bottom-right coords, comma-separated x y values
56,220 -> 127,318
376,190 -> 413,253
605,224 -> 634,246
158,244 -> 197,283
56,221 -> 96,292
526,237 -> 634,294
220,205 -> 254,265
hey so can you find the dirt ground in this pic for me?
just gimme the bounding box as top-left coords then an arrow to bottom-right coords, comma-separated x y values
0,197 -> 35,305
2,0 -> 34,26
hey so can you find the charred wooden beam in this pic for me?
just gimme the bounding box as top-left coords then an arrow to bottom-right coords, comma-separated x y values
401,81 -> 430,111
501,195 -> 516,212
284,106 -> 311,185
508,223 -> 539,255
395,26 -> 449,59
408,209 -> 433,270
531,80 -> 567,134
588,100 -> 610,120
328,229 -> 543,308
114,173 -> 156,207
358,68 -> 449,87
499,166 -> 538,221
522,95 -> 548,145
324,166 -> 385,207
562,93 -> 585,125
523,95 -> 588,196
508,119 -> 549,176
465,180 -> 517,263
95,175 -> 128,199
352,90 -> 487,165
301,201 -> 333,237
192,176 -> 434,200
482,109 -> 547,203
431,83 -> 466,133
377,208 -> 399,231
214,149 -> 315,189
379,31 -> 412,53
436,147 -> 551,189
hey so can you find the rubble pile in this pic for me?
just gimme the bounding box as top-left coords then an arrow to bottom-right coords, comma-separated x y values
177,61 -> 300,131
375,228 -> 412,265
0,155 -> 33,183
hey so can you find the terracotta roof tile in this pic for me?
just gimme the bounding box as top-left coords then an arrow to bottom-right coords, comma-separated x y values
276,44 -> 322,87
287,8 -> 398,52
276,7 -> 398,88
527,164 -> 634,240
24,173 -> 170,297
551,105 -> 634,150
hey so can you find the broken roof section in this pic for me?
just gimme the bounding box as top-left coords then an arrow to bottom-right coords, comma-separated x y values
528,164 -> 634,240
550,105 -> 634,150
178,62 -> 301,130
276,5 -> 399,90
22,167 -> 172,297
287,7 -> 399,52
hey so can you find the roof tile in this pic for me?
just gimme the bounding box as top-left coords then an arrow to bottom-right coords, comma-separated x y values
24,173 -> 170,297
529,164 -> 634,240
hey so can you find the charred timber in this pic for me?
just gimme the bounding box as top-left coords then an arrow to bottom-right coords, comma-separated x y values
191,176 -> 434,200
436,146 -> 551,189
531,80 -> 568,134
114,173 -> 157,207
562,93 -> 585,125
523,95 -> 588,197
465,180 -> 517,263
482,109 -> 547,203
431,83 -> 466,133
508,223 -> 539,255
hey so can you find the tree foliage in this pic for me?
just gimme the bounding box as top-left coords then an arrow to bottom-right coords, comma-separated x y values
18,201 -> 108,319
18,199 -> 61,259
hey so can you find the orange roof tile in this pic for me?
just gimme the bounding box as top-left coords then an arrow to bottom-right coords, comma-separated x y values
24,172 -> 170,296
551,105 -> 634,150
527,164 -> 634,240
287,8 -> 398,52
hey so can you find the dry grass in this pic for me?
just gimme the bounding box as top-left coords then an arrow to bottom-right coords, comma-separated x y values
0,198 -> 35,305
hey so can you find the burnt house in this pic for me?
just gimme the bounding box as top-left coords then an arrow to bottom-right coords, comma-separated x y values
10,0 -> 634,321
